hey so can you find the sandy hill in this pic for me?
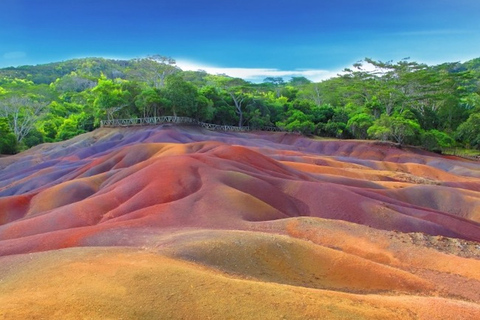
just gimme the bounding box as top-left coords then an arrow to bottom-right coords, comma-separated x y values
1,125 -> 479,319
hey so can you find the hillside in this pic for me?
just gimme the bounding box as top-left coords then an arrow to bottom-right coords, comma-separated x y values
2,55 -> 480,157
0,125 -> 479,319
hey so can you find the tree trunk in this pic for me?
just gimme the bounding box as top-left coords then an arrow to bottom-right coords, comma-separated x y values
238,111 -> 243,127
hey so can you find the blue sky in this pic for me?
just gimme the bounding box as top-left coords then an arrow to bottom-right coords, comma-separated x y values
1,0 -> 480,81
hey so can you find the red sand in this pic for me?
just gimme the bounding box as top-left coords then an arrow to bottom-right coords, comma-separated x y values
0,125 -> 479,319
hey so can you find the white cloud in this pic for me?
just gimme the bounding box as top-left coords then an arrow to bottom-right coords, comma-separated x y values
3,51 -> 27,60
176,59 -> 339,83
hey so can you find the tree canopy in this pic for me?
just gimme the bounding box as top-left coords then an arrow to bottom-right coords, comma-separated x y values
1,55 -> 480,154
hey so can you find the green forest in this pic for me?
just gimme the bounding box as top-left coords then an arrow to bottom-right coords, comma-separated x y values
1,55 -> 480,155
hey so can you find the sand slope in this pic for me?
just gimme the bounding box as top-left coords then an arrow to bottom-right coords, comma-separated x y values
1,125 -> 479,319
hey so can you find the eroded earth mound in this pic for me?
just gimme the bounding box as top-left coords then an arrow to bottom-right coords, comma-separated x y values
1,125 -> 479,319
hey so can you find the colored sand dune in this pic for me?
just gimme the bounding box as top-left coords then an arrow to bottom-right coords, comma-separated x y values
1,125 -> 479,319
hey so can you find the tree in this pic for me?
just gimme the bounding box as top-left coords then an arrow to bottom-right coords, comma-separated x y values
51,72 -> 96,93
301,78 -> 346,107
288,76 -> 311,87
263,77 -> 285,97
0,117 -> 17,154
55,114 -> 86,141
129,55 -> 179,88
195,94 -> 214,122
317,121 -> 349,138
199,85 -> 236,125
368,112 -> 421,145
300,83 -> 324,106
311,104 -> 335,123
422,129 -> 454,152
367,121 -> 391,142
135,88 -> 169,118
389,112 -> 422,145
347,112 -> 374,139
456,113 -> 480,149
92,77 -> 131,121
164,75 -> 199,118
276,110 -> 315,134
208,76 -> 251,127
0,96 -> 48,143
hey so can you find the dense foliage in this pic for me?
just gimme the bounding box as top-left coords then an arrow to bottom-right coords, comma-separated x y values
1,55 -> 480,154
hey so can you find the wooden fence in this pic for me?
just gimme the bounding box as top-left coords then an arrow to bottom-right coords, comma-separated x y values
100,116 -> 282,132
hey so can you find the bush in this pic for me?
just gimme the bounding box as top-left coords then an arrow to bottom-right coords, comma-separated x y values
422,130 -> 454,152
0,118 -> 18,154
23,128 -> 45,148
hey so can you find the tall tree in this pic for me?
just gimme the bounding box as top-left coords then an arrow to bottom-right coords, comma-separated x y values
130,55 -> 179,89
0,117 -> 17,154
135,88 -> 169,118
263,77 -> 285,97
164,75 -> 199,118
368,111 -> 421,145
347,112 -> 374,139
92,77 -> 131,121
276,109 -> 315,134
0,96 -> 48,143
456,113 -> 480,149
208,76 -> 251,127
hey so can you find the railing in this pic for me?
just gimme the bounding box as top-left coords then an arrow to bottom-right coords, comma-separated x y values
100,116 -> 283,133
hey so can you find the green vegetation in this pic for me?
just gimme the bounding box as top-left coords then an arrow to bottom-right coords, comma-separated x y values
1,55 -> 480,154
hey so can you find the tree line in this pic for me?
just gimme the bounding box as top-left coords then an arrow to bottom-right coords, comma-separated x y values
1,55 -> 480,154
